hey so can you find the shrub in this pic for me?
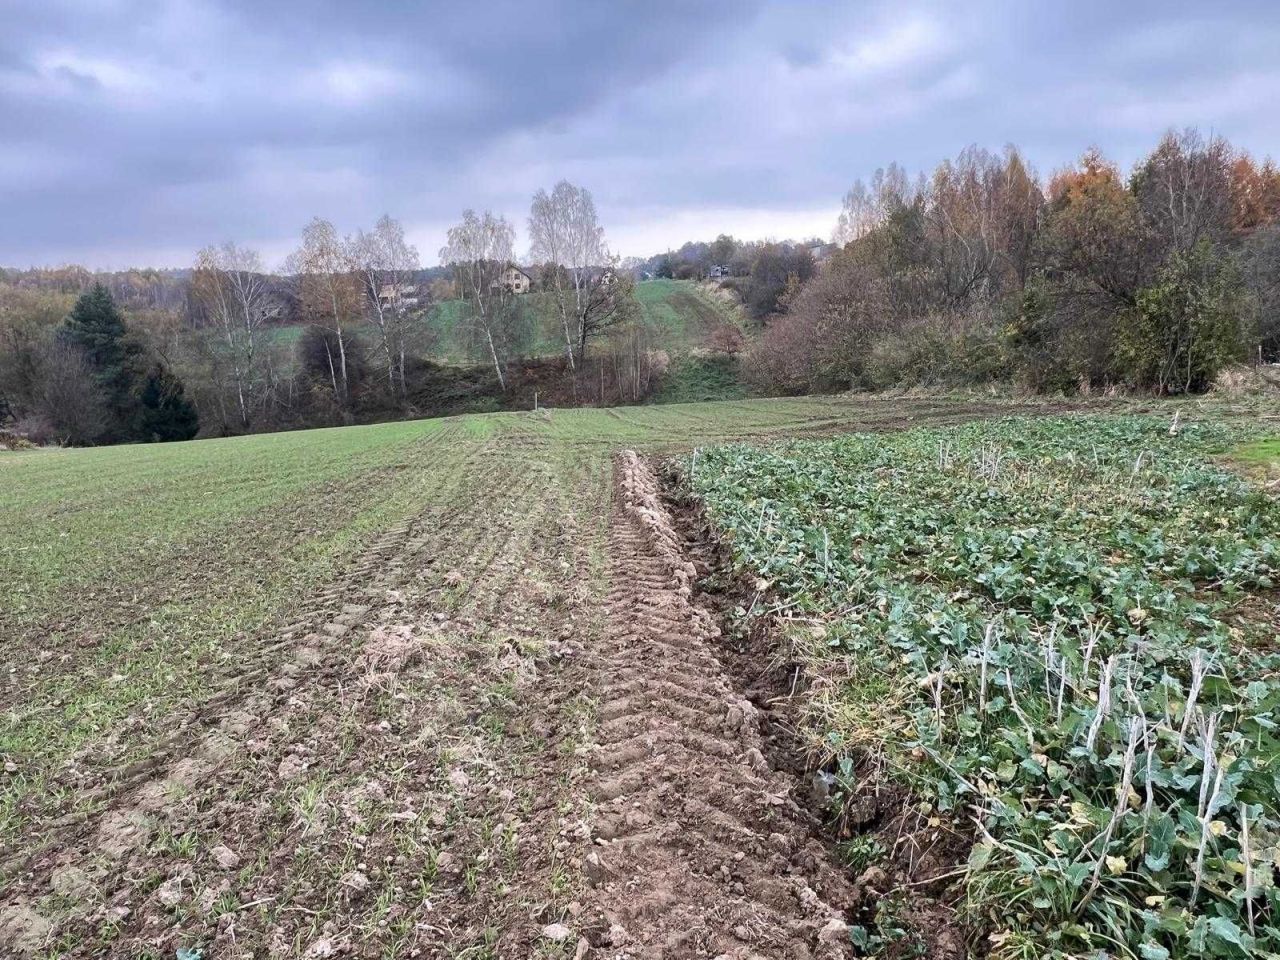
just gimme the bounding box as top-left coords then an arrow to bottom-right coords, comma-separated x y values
1005,278 -> 1119,393
1118,241 -> 1247,393
741,311 -> 829,395
864,310 -> 1005,390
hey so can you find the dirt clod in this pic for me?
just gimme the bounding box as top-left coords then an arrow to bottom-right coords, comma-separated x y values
50,865 -> 95,901
211,844 -> 240,870
156,876 -> 185,907
542,922 -> 574,942
0,904 -> 52,957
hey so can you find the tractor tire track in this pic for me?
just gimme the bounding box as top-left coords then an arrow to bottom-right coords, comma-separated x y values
581,451 -> 856,959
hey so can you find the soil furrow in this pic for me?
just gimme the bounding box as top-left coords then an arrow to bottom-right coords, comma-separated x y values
578,451 -> 857,959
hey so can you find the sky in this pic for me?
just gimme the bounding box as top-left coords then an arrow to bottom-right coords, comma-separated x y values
3,0 -> 1280,270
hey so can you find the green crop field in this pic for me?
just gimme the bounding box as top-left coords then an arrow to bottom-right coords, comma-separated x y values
687,414 -> 1280,959
1,395 -> 1275,959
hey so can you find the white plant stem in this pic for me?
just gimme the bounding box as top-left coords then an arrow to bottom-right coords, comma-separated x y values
1190,756 -> 1228,908
1240,801 -> 1256,936
1079,716 -> 1141,912
1004,668 -> 1036,747
1179,650 -> 1208,751
1085,656 -> 1116,753
979,623 -> 993,714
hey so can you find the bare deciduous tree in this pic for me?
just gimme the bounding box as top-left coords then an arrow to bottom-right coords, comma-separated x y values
191,242 -> 275,431
1134,129 -> 1234,255
286,218 -> 361,408
529,181 -> 625,364
440,210 -> 516,390
833,163 -> 921,245
926,145 -> 1044,304
35,338 -> 108,445
350,216 -> 423,398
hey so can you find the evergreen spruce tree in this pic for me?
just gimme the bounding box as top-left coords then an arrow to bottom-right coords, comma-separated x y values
61,284 -> 199,443
62,284 -> 140,441
139,364 -> 199,441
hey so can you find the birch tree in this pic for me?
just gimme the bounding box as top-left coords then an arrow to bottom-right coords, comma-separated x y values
1134,129 -> 1234,256
350,215 -> 422,397
440,210 -> 515,390
528,181 -> 625,363
833,163 -> 920,245
285,218 -> 360,407
190,242 -> 275,431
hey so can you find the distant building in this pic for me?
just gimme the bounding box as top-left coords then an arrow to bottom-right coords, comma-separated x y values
807,243 -> 837,265
497,266 -> 532,294
378,282 -> 420,308
707,264 -> 731,279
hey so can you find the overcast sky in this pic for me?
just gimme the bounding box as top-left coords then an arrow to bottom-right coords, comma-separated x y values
4,1 -> 1280,270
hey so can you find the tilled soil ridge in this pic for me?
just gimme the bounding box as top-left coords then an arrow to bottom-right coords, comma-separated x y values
582,451 -> 856,959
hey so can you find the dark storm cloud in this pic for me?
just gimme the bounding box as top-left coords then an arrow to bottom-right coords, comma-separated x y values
2,0 -> 1279,267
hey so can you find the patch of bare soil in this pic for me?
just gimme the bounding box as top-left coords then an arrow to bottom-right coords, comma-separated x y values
1,445 -> 598,959
655,461 -> 971,960
1224,587 -> 1280,651
578,452 -> 858,958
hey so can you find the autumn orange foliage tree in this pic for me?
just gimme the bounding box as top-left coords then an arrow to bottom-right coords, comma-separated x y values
749,129 -> 1279,396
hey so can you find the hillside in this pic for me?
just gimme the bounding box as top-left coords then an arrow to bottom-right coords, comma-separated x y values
259,279 -> 742,362
428,277 -> 744,361
3,395 -> 1275,959
251,279 -> 750,407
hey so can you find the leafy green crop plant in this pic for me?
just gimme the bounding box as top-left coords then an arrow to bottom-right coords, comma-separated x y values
686,415 -> 1280,959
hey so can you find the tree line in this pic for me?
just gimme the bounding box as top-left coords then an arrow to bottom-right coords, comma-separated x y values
745,129 -> 1280,395
0,280 -> 199,444
1,180 -> 656,444
5,129 -> 1277,445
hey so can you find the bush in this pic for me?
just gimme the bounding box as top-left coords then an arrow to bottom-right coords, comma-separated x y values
1241,224 -> 1280,362
1005,278 -> 1119,393
30,339 -> 110,445
742,250 -> 892,394
1117,241 -> 1246,393
741,311 -> 828,395
864,310 -> 1005,390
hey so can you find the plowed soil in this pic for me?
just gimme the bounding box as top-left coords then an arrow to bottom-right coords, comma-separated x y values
1,396 -> 1078,958
581,452 -> 856,958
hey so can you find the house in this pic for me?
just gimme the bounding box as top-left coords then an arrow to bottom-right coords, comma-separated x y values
707,264 -> 731,279
496,266 -> 532,294
378,282 -> 420,308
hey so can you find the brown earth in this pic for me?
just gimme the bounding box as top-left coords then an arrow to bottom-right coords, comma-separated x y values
579,452 -> 857,958
2,397 -> 1097,959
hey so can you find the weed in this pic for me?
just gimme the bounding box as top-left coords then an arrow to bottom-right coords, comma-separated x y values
837,835 -> 885,874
